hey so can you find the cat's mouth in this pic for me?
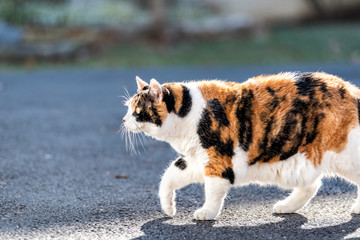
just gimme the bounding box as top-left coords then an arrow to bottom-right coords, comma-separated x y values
123,110 -> 143,133
120,121 -> 148,154
123,121 -> 142,133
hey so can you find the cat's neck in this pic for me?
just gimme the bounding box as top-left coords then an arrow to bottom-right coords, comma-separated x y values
152,82 -> 206,156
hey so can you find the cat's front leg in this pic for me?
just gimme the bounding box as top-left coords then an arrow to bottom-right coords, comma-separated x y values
194,177 -> 230,220
159,156 -> 203,217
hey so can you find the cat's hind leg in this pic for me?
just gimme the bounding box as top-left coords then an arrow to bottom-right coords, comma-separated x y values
349,128 -> 360,214
343,173 -> 360,214
333,127 -> 360,213
339,169 -> 360,214
273,179 -> 322,214
159,156 -> 203,217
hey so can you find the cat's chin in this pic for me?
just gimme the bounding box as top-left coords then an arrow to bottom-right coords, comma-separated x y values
124,125 -> 142,134
129,129 -> 142,133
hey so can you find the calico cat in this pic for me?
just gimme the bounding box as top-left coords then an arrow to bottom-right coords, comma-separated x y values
123,72 -> 360,220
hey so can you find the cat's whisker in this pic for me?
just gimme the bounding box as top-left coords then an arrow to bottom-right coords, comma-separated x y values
130,131 -> 140,155
140,132 -> 149,147
135,131 -> 147,152
124,127 -> 133,154
119,87 -> 132,105
123,127 -> 129,152
117,124 -> 124,135
128,130 -> 137,155
134,133 -> 141,153
123,86 -> 130,98
120,95 -> 128,101
127,129 -> 134,153
121,87 -> 131,104
120,122 -> 144,155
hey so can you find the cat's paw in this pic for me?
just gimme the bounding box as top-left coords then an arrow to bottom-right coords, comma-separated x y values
273,201 -> 296,214
194,208 -> 218,220
351,202 -> 360,214
161,201 -> 176,217
159,194 -> 176,217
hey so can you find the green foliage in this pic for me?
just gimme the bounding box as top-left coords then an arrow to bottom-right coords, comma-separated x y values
83,23 -> 360,67
0,0 -> 35,25
0,0 -> 147,27
0,23 -> 359,69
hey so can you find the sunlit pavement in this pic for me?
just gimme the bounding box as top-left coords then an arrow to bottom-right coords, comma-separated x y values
1,64 -> 360,239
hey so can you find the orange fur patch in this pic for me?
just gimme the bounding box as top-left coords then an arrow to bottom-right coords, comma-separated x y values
197,72 -> 360,179
163,83 -> 184,113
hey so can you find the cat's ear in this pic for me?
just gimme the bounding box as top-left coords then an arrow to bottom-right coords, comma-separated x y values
149,78 -> 163,103
136,76 -> 149,92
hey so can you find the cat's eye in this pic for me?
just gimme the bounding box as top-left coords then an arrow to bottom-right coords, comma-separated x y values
136,107 -> 141,114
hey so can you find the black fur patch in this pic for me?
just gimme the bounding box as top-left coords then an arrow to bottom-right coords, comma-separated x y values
134,109 -> 153,123
225,94 -> 237,105
151,105 -> 163,126
319,81 -> 328,93
197,109 -> 212,147
133,93 -> 162,126
236,89 -> 254,152
197,109 -> 234,157
266,87 -> 279,111
134,106 -> 163,126
266,96 -> 279,112
162,88 -> 175,113
174,157 -> 187,170
296,73 -> 328,100
339,87 -> 346,99
266,87 -> 276,95
142,86 -> 149,91
250,116 -> 275,165
222,167 -> 235,184
208,99 -> 230,127
278,107 -> 305,160
305,113 -> 325,145
217,139 -> 234,157
197,109 -> 224,152
177,85 -> 192,117
296,73 -> 315,97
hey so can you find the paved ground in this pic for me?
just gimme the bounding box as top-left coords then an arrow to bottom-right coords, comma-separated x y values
1,64 -> 360,239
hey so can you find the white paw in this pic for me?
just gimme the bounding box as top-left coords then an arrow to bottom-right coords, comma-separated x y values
351,202 -> 360,214
161,201 -> 176,217
273,201 -> 296,214
159,193 -> 176,217
193,208 -> 218,220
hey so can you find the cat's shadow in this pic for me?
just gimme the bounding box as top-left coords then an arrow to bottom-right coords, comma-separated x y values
133,214 -> 360,240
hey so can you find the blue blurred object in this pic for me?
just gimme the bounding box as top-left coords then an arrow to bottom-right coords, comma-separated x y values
0,21 -> 23,46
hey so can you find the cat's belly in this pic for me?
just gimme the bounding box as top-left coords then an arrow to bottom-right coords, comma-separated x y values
231,126 -> 360,189
238,152 -> 321,189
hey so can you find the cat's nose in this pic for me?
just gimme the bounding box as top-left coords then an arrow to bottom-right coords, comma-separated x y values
122,118 -> 126,123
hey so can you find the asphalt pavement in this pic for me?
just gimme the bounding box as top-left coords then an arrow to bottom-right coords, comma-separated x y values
1,64 -> 360,239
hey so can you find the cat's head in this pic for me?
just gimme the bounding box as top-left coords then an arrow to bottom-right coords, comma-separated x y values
123,76 -> 168,135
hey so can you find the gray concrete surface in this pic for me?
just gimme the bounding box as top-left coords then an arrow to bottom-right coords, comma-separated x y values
1,64 -> 360,239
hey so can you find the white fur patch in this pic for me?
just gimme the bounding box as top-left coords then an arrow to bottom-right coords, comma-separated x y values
243,153 -> 321,189
161,82 -> 209,164
322,126 -> 360,178
230,126 -> 360,190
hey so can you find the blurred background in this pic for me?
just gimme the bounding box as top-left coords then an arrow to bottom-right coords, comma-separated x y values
0,0 -> 360,69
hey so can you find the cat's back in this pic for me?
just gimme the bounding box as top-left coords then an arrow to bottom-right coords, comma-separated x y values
195,72 -> 360,166
196,72 -> 360,100
247,71 -> 360,100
